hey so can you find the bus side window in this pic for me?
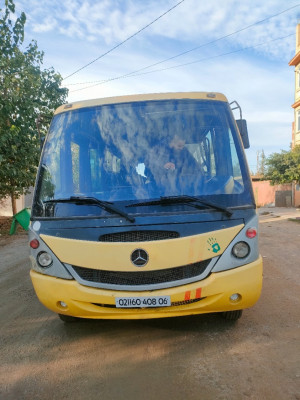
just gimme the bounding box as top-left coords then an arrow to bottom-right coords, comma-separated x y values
229,130 -> 242,178
89,148 -> 103,193
70,139 -> 93,194
71,142 -> 80,193
229,129 -> 244,192
188,131 -> 216,178
104,150 -> 121,174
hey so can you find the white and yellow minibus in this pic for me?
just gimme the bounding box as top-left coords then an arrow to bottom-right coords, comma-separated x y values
29,92 -> 263,322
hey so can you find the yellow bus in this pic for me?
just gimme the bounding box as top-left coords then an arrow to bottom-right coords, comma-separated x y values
29,92 -> 263,322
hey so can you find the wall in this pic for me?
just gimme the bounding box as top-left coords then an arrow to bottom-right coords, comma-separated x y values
295,184 -> 300,207
252,180 -> 294,207
0,197 -> 25,216
0,190 -> 33,216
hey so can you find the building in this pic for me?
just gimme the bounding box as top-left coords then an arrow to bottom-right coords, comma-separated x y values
288,24 -> 300,206
289,24 -> 300,148
0,191 -> 33,217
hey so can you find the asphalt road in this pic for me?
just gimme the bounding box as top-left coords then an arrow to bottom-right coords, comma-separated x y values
0,209 -> 299,400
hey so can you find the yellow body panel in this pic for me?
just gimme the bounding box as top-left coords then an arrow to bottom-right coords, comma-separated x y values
40,224 -> 243,271
30,257 -> 263,319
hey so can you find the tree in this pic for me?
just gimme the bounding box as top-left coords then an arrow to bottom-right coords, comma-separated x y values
0,0 -> 68,214
265,146 -> 300,185
256,149 -> 266,176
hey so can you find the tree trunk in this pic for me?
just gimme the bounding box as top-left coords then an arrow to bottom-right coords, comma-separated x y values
11,193 -> 17,215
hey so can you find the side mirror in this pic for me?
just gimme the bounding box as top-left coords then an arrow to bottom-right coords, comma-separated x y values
236,119 -> 250,149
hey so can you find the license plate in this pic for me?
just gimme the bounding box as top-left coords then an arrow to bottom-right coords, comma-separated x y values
116,295 -> 171,308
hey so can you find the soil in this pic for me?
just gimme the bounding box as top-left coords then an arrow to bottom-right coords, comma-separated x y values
0,208 -> 299,400
0,216 -> 26,237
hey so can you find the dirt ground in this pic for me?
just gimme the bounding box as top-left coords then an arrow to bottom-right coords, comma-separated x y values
0,208 -> 299,400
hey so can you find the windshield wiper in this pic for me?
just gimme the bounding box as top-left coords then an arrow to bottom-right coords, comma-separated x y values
126,195 -> 232,217
44,196 -> 135,223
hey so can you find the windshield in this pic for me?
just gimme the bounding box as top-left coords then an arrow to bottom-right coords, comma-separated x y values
33,99 -> 254,217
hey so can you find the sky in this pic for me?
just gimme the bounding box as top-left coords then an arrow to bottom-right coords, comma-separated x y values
11,0 -> 300,172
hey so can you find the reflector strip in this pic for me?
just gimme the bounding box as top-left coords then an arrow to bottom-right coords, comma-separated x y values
184,291 -> 191,301
195,288 -> 202,299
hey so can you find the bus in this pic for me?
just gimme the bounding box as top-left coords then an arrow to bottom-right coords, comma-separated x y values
29,92 -> 263,322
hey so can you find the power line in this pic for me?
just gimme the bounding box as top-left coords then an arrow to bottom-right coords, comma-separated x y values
136,33 -> 295,74
66,3 -> 300,88
63,0 -> 186,81
68,33 -> 294,93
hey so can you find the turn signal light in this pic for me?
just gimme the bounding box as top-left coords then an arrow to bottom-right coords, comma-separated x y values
246,228 -> 257,238
30,239 -> 40,249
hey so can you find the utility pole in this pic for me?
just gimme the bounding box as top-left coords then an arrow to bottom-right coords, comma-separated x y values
256,150 -> 260,175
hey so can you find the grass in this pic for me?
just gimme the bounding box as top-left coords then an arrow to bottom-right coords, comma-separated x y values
288,218 -> 300,223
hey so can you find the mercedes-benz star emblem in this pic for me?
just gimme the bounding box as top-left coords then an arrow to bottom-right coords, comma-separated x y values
131,249 -> 149,267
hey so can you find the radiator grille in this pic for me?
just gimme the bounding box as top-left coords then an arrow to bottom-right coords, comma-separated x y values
99,230 -> 179,242
72,259 -> 210,287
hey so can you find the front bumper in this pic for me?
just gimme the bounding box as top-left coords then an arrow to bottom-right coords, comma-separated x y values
30,256 -> 263,319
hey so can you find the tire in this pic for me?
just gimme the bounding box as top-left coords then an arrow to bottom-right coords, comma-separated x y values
221,310 -> 243,321
58,313 -> 79,323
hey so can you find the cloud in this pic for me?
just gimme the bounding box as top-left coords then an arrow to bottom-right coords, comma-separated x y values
12,0 -> 297,170
31,16 -> 57,33
16,0 -> 299,58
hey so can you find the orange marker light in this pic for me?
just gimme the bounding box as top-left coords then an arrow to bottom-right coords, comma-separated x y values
184,291 -> 191,301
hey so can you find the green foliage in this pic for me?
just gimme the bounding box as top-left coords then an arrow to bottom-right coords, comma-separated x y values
265,146 -> 300,185
0,0 -> 68,208
0,124 -> 39,196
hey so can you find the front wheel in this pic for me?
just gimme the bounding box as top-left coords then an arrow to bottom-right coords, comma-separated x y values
58,313 -> 79,323
221,310 -> 243,321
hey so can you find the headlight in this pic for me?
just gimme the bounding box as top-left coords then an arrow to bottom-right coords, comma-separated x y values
232,241 -> 250,259
37,251 -> 53,268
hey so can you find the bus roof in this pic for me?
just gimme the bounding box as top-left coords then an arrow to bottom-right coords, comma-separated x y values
54,92 -> 228,115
